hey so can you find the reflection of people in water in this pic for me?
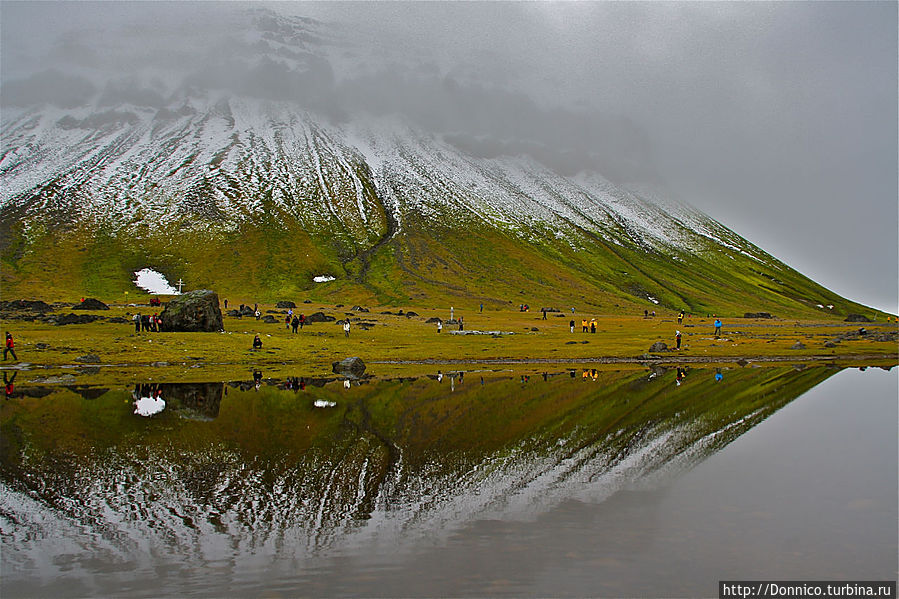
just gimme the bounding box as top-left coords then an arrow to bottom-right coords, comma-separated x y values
437,370 -> 443,383
343,379 -> 350,389
252,335 -> 263,350
715,368 -> 724,382
676,367 -> 687,386
253,369 -> 262,390
4,370 -> 16,399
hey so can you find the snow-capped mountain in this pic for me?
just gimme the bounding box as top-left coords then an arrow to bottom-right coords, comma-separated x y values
0,8 -> 863,316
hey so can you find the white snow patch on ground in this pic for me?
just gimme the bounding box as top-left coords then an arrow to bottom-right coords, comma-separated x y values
134,268 -> 179,294
313,400 -> 337,408
313,275 -> 335,283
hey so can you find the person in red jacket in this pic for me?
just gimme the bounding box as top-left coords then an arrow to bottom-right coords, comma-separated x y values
4,332 -> 17,361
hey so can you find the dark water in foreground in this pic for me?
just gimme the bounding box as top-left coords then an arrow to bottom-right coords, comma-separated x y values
1,366 -> 896,597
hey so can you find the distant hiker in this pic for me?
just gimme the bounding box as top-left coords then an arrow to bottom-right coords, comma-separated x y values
542,308 -> 547,320
299,314 -> 306,329
4,370 -> 16,399
252,334 -> 263,350
569,319 -> 575,333
254,310 -> 261,320
343,321 -> 351,337
678,311 -> 685,325
224,299 -> 228,309
480,303 -> 483,313
4,332 -> 17,361
590,319 -> 596,334
458,318 -> 464,331
675,330 -> 682,349
715,368 -> 723,382
133,313 -> 141,333
291,316 -> 299,333
437,320 -> 443,333
152,313 -> 159,332
652,311 -> 656,317
582,319 -> 588,333
644,309 -> 648,318
285,314 -> 291,330
714,318 -> 722,338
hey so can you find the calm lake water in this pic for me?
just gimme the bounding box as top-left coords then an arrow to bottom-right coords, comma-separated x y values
1,365 -> 896,597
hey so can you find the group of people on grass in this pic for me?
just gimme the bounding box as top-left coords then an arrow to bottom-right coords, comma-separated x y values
132,312 -> 163,333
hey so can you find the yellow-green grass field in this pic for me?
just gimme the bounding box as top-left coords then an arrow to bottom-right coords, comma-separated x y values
2,300 -> 896,385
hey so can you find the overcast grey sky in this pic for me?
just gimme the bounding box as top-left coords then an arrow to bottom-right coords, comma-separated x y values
2,1 -> 896,312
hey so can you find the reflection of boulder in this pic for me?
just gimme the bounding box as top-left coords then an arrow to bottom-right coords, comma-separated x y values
73,298 -> 109,310
160,290 -> 223,332
160,382 -> 224,420
332,357 -> 366,377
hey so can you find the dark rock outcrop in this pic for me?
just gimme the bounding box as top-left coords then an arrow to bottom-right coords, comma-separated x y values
75,354 -> 101,363
72,298 -> 109,310
0,299 -> 53,313
332,357 -> 366,377
744,312 -> 774,319
262,315 -> 277,324
159,290 -> 223,332
55,313 -> 103,326
307,311 -> 335,323
276,301 -> 296,309
649,341 -> 668,352
844,314 -> 872,323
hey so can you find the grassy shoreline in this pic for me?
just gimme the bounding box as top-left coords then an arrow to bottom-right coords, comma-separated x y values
2,301 -> 896,383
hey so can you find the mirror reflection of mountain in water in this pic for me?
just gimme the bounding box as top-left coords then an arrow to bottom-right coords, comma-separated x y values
0,366 -> 844,562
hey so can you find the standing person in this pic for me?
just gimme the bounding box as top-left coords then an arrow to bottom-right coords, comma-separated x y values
437,320 -> 443,333
254,309 -> 261,321
590,319 -> 596,334
152,313 -> 159,332
542,308 -> 547,320
133,313 -> 141,334
581,318 -> 588,333
4,332 -> 18,361
569,319 -> 575,333
285,314 -> 291,330
458,317 -> 464,331
479,303 -> 483,313
678,310 -> 684,325
676,330 -> 682,349
299,314 -> 305,329
224,299 -> 228,309
644,309 -> 649,318
343,320 -> 351,338
291,316 -> 299,333
714,318 -> 722,338
141,314 -> 151,332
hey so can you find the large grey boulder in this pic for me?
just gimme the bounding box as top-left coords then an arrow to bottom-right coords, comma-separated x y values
332,357 -> 366,378
159,290 -> 223,332
648,341 -> 668,352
